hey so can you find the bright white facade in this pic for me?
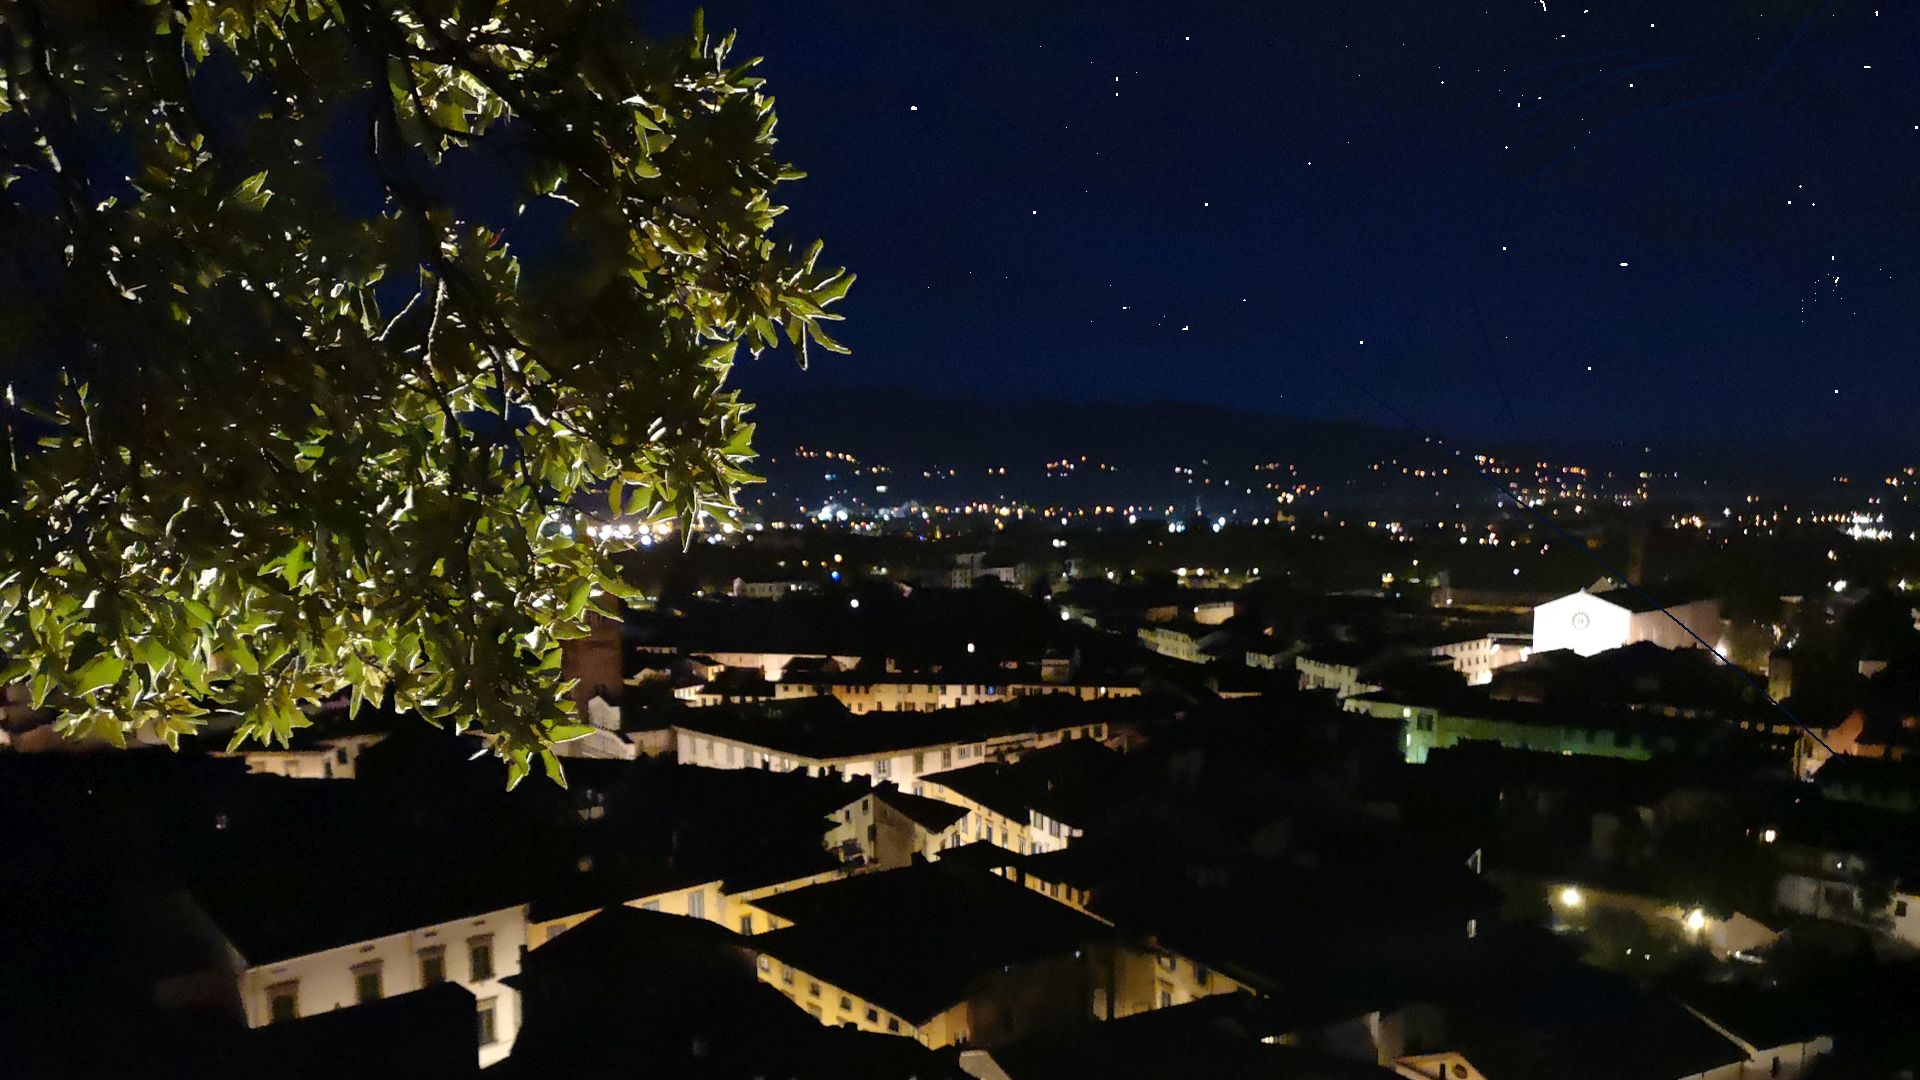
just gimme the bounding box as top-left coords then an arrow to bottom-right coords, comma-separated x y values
1531,590 -> 1721,658
221,733 -> 387,780
674,720 -> 1107,789
231,902 -> 527,1068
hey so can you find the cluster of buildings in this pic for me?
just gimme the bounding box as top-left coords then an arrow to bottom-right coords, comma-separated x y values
9,527 -> 1920,1079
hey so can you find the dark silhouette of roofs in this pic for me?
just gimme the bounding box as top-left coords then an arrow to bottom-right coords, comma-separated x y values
922,738 -> 1123,827
984,996 -> 1396,1079
502,906 -> 964,1079
672,695 -> 1119,760
1441,951 -> 1747,1080
870,782 -> 970,832
748,861 -> 1112,1024
1488,641 -> 1757,714
227,981 -> 480,1080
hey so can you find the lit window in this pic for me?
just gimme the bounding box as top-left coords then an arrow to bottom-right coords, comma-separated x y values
468,936 -> 494,981
267,981 -> 298,1024
419,946 -> 446,986
477,997 -> 498,1046
352,961 -> 383,1003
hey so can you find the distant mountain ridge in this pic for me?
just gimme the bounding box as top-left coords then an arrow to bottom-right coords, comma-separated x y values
747,387 -> 1427,474
744,387 -> 1885,492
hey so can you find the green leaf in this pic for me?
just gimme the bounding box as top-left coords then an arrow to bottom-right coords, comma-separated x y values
563,578 -> 592,620
71,655 -> 125,696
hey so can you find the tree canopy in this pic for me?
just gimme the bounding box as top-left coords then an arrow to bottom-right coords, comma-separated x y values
0,0 -> 850,785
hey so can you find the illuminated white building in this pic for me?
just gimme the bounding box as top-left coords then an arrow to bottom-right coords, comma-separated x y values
1434,634 -> 1533,685
211,900 -> 528,1069
1531,589 -> 1721,658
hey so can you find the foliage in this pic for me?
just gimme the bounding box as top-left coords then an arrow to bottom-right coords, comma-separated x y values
0,0 -> 850,784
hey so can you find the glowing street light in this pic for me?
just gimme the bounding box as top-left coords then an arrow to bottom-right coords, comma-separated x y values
1684,908 -> 1708,933
1556,886 -> 1584,909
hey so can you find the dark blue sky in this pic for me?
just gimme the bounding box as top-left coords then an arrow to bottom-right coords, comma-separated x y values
653,1 -> 1917,453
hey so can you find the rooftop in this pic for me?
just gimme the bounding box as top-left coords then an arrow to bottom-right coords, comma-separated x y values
749,861 -> 1111,1023
673,696 -> 1119,762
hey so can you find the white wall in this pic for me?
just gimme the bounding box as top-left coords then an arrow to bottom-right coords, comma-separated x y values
236,903 -> 526,1069
1739,1038 -> 1833,1080
1533,592 -> 1635,657
1630,599 -> 1722,652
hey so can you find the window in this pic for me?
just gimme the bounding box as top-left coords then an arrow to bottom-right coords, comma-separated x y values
688,891 -> 706,919
781,964 -> 795,986
740,914 -> 755,934
1899,900 -> 1911,918
875,758 -> 891,778
335,747 -> 349,764
840,995 -> 853,1010
267,981 -> 299,1024
477,997 -> 499,1046
1158,984 -> 1174,1008
468,936 -> 494,981
352,962 -> 383,1003
865,1007 -> 879,1022
757,956 -> 770,972
1157,954 -> 1177,971
419,946 -> 446,986
1193,963 -> 1211,987
808,981 -> 821,998
886,1018 -> 901,1033
640,899 -> 662,911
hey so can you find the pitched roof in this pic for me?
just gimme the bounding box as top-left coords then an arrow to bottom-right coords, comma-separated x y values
987,997 -> 1394,1079
673,696 -> 1113,761
870,784 -> 970,832
749,862 -> 1111,1023
922,739 -> 1123,826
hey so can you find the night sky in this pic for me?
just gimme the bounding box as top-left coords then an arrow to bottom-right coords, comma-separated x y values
650,1 -> 1918,455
